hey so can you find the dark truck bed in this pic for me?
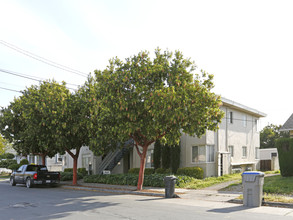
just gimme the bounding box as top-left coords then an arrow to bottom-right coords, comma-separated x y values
10,164 -> 60,188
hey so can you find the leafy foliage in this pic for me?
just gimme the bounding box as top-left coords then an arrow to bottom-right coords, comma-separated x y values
0,80 -> 91,185
162,145 -> 171,170
155,168 -> 172,174
88,48 -> 224,190
0,136 -> 6,155
128,168 -> 154,175
84,173 -> 194,187
60,172 -> 84,181
0,153 -> 15,160
0,159 -> 17,169
153,140 -> 161,170
176,167 -> 204,179
170,144 -> 180,174
276,138 -> 293,177
260,124 -> 289,149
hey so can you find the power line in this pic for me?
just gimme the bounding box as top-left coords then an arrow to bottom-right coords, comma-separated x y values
0,68 -> 77,91
0,86 -> 22,93
0,40 -> 88,78
0,67 -> 79,87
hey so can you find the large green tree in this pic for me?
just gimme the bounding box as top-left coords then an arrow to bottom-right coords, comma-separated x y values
260,124 -> 289,149
0,81 -> 69,164
89,49 -> 224,190
0,80 -> 90,185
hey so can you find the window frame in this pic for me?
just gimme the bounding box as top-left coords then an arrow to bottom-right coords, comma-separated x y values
192,145 -> 214,163
242,146 -> 247,158
228,145 -> 234,157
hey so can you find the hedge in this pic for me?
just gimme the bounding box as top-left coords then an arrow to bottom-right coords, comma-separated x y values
84,173 -> 194,187
276,138 -> 293,177
60,172 -> 84,181
176,167 -> 204,179
128,168 -> 154,175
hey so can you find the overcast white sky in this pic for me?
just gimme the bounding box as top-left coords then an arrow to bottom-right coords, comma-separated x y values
1,0 -> 293,129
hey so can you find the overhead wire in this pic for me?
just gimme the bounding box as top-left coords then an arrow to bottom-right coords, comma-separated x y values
0,86 -> 22,93
0,40 -> 88,78
0,68 -> 77,91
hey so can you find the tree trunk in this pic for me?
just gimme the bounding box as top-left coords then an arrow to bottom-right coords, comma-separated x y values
41,154 -> 46,166
65,147 -> 80,186
137,145 -> 148,191
72,156 -> 78,185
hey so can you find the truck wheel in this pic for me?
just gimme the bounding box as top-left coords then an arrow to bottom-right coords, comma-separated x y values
26,177 -> 33,188
10,177 -> 16,186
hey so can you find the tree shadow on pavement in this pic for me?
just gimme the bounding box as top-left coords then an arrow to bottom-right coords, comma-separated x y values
207,205 -> 254,213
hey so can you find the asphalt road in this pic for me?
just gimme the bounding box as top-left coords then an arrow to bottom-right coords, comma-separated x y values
1,180 -> 293,220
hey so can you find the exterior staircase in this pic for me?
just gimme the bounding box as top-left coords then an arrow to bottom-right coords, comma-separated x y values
96,139 -> 133,174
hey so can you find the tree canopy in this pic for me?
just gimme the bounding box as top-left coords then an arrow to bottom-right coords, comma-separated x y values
0,80 -> 90,185
260,124 -> 289,149
0,135 -> 6,155
89,48 -> 224,190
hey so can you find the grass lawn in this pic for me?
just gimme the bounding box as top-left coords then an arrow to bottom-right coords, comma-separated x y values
179,173 -> 242,189
0,173 -> 10,178
263,175 -> 293,195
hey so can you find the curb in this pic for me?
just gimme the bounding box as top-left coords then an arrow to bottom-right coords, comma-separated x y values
229,199 -> 293,209
60,184 -> 170,198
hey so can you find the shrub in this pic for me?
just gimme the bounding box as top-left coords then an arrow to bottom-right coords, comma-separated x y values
170,144 -> 180,174
0,159 -> 17,168
154,140 -> 162,170
78,168 -> 87,176
64,168 -> 73,173
162,145 -> 171,170
176,167 -> 204,179
83,173 -> 195,187
128,168 -> 140,174
128,168 -> 154,175
8,163 -> 21,170
60,172 -> 83,181
276,138 -> 293,177
144,168 -> 154,175
19,159 -> 29,165
0,153 -> 15,160
155,168 -> 172,174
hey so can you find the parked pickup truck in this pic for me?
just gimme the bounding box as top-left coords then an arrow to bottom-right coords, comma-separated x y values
10,164 -> 60,188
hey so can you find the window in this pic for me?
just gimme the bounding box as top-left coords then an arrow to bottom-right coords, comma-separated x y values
242,146 -> 247,158
243,115 -> 247,127
228,145 -> 234,157
17,165 -> 24,172
192,146 -> 214,163
192,146 -> 206,163
228,111 -> 233,124
255,147 -> 259,159
255,119 -> 260,132
82,154 -> 91,169
206,145 -> 215,162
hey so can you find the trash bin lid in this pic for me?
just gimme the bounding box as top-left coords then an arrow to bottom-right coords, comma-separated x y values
242,171 -> 264,176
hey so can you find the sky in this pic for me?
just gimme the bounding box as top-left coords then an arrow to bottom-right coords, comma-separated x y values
1,0 -> 293,129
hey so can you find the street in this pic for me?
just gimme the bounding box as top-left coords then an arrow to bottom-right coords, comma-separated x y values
1,181 -> 293,220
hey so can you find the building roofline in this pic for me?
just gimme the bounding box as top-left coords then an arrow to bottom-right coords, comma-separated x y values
221,97 -> 267,118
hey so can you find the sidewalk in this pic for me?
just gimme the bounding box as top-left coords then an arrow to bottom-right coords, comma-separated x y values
60,179 -> 293,209
60,179 -> 240,202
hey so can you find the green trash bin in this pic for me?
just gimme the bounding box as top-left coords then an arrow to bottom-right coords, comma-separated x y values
242,171 -> 264,207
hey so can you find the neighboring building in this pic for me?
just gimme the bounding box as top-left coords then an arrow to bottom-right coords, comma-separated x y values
259,148 -> 279,171
176,97 -> 266,177
47,97 -> 266,178
280,113 -> 293,137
